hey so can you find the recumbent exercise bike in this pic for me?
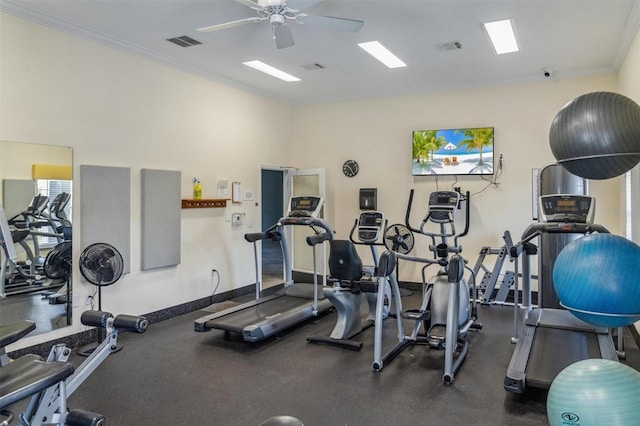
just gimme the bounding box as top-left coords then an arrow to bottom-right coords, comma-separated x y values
305,211 -> 394,350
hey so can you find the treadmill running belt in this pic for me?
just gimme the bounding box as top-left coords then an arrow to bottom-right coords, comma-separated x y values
526,326 -> 601,389
205,295 -> 314,333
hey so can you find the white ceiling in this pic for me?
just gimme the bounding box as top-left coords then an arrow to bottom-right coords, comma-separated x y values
2,0 -> 640,104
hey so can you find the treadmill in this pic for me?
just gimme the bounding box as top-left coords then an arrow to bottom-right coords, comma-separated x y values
194,196 -> 334,342
504,194 -> 618,393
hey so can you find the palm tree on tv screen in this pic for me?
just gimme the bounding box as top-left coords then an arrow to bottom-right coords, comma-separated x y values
413,130 -> 446,163
455,128 -> 494,165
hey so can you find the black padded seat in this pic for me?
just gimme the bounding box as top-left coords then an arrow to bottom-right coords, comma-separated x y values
0,355 -> 74,409
0,320 -> 36,348
328,240 -> 363,282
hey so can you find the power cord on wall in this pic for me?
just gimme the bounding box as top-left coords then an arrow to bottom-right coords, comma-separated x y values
210,269 -> 221,304
472,153 -> 503,197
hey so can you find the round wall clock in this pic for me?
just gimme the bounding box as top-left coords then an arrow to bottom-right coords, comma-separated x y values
342,160 -> 359,177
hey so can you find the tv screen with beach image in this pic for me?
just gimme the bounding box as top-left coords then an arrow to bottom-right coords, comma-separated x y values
412,127 -> 494,176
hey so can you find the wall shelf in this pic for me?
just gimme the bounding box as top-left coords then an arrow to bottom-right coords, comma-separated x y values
181,199 -> 228,209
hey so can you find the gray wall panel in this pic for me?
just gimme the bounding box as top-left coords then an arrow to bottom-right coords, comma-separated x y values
141,169 -> 181,270
80,165 -> 131,273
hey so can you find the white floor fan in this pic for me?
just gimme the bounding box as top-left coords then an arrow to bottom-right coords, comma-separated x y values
76,243 -> 125,356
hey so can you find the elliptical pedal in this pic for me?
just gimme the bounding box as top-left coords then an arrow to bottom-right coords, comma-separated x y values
402,308 -> 430,321
428,324 -> 446,347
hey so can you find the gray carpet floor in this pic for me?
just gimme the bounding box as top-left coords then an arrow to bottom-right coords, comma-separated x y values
11,292 -> 640,426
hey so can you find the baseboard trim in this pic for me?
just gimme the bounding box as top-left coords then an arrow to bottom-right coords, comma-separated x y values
7,279 -> 430,359
8,283 -> 260,359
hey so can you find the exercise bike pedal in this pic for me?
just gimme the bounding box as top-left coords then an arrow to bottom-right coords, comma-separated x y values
402,309 -> 430,321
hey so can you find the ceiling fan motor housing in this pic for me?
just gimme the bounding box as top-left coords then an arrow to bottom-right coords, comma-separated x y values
270,14 -> 286,26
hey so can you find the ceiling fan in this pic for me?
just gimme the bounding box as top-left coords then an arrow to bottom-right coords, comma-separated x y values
197,0 -> 364,49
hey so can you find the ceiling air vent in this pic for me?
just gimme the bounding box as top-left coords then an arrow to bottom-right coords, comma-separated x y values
302,63 -> 327,71
167,36 -> 202,48
435,41 -> 463,52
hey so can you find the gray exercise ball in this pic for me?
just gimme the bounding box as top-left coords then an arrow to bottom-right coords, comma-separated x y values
549,91 -> 640,180
258,416 -> 304,426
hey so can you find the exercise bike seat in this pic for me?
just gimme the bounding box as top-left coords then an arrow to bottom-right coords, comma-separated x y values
0,354 -> 74,409
328,240 -> 363,285
0,320 -> 36,349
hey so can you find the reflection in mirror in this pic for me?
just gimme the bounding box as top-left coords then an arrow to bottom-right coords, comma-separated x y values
0,141 -> 73,338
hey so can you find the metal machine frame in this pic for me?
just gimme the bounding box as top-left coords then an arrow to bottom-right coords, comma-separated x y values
194,196 -> 334,342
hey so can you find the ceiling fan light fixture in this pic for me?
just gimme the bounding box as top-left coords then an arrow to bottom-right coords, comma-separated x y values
358,41 -> 406,69
483,18 -> 519,55
243,60 -> 301,82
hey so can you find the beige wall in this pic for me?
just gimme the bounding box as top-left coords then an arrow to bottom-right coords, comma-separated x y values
0,12 -> 294,349
290,77 -> 622,282
618,25 -> 640,245
1,10 -> 636,349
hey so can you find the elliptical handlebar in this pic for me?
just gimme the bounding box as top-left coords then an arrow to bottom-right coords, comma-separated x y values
457,191 -> 471,239
405,189 -> 421,235
405,189 -> 470,247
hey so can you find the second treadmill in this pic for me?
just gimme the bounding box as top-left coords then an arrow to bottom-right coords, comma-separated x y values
504,194 -> 618,393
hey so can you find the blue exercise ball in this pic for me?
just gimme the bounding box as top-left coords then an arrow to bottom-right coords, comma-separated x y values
549,91 -> 640,180
547,359 -> 640,426
553,233 -> 640,328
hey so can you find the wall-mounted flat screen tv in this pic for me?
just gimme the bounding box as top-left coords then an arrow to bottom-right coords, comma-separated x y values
412,127 -> 494,176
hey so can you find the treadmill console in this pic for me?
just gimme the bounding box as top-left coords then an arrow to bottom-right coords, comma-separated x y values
539,195 -> 595,224
357,211 -> 384,243
288,196 -> 323,218
427,191 -> 460,223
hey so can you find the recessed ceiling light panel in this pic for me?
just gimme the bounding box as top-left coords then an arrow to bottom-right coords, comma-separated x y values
358,41 -> 407,68
243,60 -> 301,82
483,18 -> 519,55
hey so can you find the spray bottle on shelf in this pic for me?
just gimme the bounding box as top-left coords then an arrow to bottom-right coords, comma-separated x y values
193,177 -> 202,200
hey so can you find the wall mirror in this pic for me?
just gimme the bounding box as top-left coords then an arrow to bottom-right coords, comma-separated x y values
0,140 -> 73,338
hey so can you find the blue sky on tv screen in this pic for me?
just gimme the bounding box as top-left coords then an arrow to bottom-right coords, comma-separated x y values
432,129 -> 494,155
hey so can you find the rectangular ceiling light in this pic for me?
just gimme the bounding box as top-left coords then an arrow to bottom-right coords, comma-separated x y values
483,18 -> 519,54
242,60 -> 300,82
358,41 -> 407,68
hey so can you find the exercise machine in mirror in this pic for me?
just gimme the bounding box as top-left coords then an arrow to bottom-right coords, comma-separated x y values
1,140 -> 73,338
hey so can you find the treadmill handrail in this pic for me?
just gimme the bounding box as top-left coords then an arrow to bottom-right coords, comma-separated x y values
511,223 -> 610,258
280,216 -> 335,237
307,233 -> 331,246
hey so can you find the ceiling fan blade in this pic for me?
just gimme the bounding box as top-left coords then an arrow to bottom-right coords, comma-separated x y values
197,17 -> 263,32
299,14 -> 364,32
274,25 -> 294,49
285,0 -> 324,11
233,0 -> 260,7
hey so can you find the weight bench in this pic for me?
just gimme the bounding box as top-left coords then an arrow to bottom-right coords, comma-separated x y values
0,311 -> 148,425
1,320 -> 36,366
0,319 -> 104,425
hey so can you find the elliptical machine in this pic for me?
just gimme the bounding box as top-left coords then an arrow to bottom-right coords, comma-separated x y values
372,190 -> 482,384
306,211 -> 393,350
